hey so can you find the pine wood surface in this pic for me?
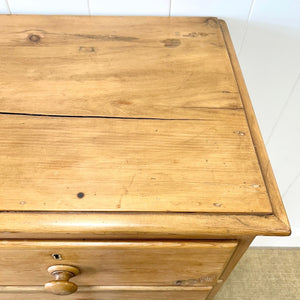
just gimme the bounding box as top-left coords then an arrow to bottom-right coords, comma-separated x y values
206,238 -> 253,300
0,113 -> 270,213
0,240 -> 236,286
0,15 -> 272,214
0,15 -> 241,116
0,16 -> 290,238
0,286 -> 211,300
0,212 -> 290,239
0,16 -> 291,300
219,20 -> 290,230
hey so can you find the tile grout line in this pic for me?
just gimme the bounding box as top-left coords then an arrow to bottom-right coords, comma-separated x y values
87,0 -> 91,16
266,72 -> 300,145
5,0 -> 11,14
282,170 -> 300,199
168,0 -> 172,17
238,0 -> 256,56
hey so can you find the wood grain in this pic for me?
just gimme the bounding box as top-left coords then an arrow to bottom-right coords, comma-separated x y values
0,286 -> 211,300
0,16 -> 291,300
0,240 -> 237,286
207,238 -> 254,300
0,212 -> 290,239
0,15 -> 242,118
219,20 -> 290,232
0,15 -> 273,214
0,112 -> 271,213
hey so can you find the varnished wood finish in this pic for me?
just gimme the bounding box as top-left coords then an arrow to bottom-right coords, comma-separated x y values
0,113 -> 271,213
207,238 -> 254,300
0,16 -> 241,116
206,280 -> 224,300
0,15 -> 273,215
0,212 -> 290,240
219,20 -> 291,234
0,240 -> 237,286
219,20 -> 290,231
0,16 -> 291,300
0,286 -> 212,300
0,15 -> 290,237
45,265 -> 80,295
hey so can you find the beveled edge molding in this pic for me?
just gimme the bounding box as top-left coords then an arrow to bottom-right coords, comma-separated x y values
219,19 -> 291,236
0,285 -> 212,293
0,212 -> 290,239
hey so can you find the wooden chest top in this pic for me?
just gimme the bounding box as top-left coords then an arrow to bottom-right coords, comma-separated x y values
0,16 -> 289,238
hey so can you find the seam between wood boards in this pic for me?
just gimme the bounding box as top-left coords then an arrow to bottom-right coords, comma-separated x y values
218,19 -> 275,217
0,109 -> 243,121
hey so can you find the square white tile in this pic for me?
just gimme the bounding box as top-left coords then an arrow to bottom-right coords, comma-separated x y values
0,0 -> 10,13
8,0 -> 89,15
239,0 -> 300,141
90,0 -> 170,16
267,75 -> 300,196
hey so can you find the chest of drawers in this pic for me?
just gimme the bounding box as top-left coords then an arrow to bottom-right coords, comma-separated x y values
0,15 -> 290,299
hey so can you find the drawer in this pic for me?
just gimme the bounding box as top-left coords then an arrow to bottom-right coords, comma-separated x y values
0,240 -> 237,287
0,286 -> 212,300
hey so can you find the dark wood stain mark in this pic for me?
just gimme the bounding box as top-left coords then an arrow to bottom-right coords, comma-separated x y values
205,18 -> 218,28
21,30 -> 138,43
183,32 -> 209,38
115,100 -> 131,105
28,34 -> 41,43
161,39 -> 181,48
77,192 -> 85,199
74,34 -> 139,42
209,42 -> 225,48
79,46 -> 96,53
175,274 -> 217,286
235,216 -> 249,227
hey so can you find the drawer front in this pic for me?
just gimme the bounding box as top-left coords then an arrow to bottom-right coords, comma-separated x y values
0,240 -> 237,286
0,286 -> 212,300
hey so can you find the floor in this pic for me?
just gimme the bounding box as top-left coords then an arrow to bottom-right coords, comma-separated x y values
215,248 -> 300,300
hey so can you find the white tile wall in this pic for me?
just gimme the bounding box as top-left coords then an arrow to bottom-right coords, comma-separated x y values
239,0 -> 300,142
0,0 -> 299,247
170,0 -> 253,53
282,175 -> 300,237
0,0 -> 10,13
267,76 -> 300,195
264,75 -> 300,240
8,0 -> 89,15
90,0 -> 170,16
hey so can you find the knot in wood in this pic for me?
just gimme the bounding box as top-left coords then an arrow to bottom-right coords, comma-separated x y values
28,34 -> 41,43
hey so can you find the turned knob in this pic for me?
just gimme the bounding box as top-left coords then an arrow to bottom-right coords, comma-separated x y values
44,265 -> 80,295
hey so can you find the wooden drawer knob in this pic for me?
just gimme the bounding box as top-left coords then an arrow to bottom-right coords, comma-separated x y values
44,265 -> 80,295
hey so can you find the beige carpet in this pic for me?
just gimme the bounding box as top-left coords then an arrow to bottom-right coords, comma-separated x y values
215,248 -> 300,300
